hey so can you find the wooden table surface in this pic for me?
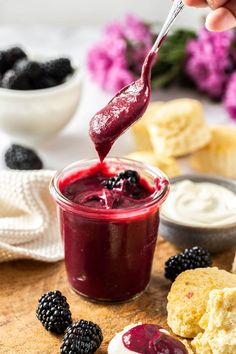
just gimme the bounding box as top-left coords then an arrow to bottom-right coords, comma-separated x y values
0,238 -> 234,354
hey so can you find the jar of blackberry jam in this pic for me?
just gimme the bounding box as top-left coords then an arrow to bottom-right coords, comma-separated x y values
50,158 -> 169,302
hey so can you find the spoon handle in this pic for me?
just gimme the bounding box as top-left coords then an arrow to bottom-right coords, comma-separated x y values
152,0 -> 184,53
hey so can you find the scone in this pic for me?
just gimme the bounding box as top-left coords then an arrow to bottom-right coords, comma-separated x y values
131,101 -> 163,151
181,340 -> 195,354
148,99 -> 211,157
192,288 -> 236,354
190,125 -> 236,178
167,267 -> 236,338
232,254 -> 236,274
125,151 -> 181,177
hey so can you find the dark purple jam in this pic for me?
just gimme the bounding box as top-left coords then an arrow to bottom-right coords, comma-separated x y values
58,163 -> 163,301
122,324 -> 188,354
89,51 -> 157,161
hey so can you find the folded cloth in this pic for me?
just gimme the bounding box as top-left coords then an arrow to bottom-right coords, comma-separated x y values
0,170 -> 63,262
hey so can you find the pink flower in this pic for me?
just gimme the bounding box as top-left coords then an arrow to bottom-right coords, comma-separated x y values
185,27 -> 235,98
224,72 -> 236,121
87,14 -> 153,93
122,15 -> 152,44
105,22 -> 124,39
106,66 -> 135,93
105,15 -> 152,44
87,37 -> 127,90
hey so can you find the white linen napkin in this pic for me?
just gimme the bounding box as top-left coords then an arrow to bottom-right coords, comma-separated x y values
0,170 -> 63,262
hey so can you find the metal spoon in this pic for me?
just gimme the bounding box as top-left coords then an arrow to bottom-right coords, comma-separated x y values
89,0 -> 185,161
152,0 -> 184,52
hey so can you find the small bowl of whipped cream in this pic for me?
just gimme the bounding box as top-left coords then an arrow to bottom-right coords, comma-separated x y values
160,174 -> 236,252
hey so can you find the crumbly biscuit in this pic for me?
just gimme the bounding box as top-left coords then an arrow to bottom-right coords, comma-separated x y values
181,340 -> 195,354
131,101 -> 164,151
192,288 -> 236,354
190,125 -> 236,178
148,99 -> 211,157
167,267 -> 236,338
125,151 -> 181,177
232,254 -> 236,274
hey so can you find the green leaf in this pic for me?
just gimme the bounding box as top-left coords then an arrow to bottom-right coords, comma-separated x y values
151,65 -> 181,88
151,29 -> 197,88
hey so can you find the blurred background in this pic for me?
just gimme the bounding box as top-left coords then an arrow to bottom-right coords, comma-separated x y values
0,0 -> 233,174
0,0 -> 208,28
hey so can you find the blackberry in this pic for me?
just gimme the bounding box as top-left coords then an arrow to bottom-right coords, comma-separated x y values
123,170 -> 140,181
103,176 -> 120,190
33,75 -> 58,89
60,320 -> 103,354
42,58 -> 74,81
165,246 -> 212,282
0,51 -> 8,74
14,59 -> 44,80
5,47 -> 27,67
125,179 -> 141,197
103,169 -> 142,198
103,169 -> 140,191
1,70 -> 31,90
4,144 -> 43,170
123,170 -> 141,196
36,290 -> 72,334
0,47 -> 27,74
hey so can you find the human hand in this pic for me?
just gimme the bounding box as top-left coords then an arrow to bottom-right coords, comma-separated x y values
183,0 -> 236,31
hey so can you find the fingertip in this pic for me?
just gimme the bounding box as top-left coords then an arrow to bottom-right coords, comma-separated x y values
183,0 -> 195,6
183,0 -> 207,7
206,7 -> 236,31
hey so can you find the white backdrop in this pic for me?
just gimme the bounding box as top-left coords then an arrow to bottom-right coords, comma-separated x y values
0,0 -> 208,28
0,0 -> 224,172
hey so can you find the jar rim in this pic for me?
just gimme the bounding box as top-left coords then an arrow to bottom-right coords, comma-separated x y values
50,157 -> 169,219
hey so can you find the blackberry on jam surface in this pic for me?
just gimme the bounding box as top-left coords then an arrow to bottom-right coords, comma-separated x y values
36,290 -> 72,334
42,58 -> 74,81
123,170 -> 140,181
165,246 -> 212,282
4,144 -> 43,170
60,320 -> 103,354
125,180 -> 141,197
103,169 -> 141,193
1,70 -> 31,90
103,176 -> 119,190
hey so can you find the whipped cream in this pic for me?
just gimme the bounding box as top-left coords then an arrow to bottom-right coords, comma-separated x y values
108,324 -> 139,354
161,180 -> 236,227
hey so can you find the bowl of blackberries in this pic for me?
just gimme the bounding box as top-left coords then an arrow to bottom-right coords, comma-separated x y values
0,46 -> 82,144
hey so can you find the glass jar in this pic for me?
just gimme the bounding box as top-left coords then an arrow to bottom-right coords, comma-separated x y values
50,158 -> 169,302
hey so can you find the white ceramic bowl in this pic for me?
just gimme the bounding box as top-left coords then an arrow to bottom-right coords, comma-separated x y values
0,65 -> 83,146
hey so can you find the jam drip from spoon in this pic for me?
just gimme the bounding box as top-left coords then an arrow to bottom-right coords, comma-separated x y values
89,0 -> 184,161
89,50 -> 156,161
